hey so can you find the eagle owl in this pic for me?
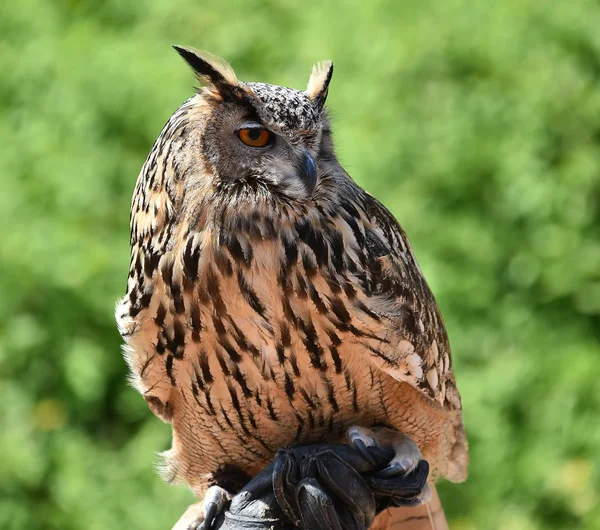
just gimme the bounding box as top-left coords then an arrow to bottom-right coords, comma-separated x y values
116,46 -> 468,529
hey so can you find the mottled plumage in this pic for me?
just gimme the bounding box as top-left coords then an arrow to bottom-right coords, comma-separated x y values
116,46 -> 467,528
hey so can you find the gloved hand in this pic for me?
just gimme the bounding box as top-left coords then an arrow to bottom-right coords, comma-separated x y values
211,443 -> 429,530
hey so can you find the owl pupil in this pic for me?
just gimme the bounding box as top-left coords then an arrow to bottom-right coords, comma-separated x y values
248,129 -> 261,141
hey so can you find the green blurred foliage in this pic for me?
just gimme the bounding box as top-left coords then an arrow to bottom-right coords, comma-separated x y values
1,0 -> 599,528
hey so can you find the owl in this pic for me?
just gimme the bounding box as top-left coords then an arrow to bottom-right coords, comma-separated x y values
116,46 -> 468,530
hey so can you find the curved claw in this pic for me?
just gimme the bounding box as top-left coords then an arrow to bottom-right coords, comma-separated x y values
375,462 -> 409,478
368,460 -> 429,502
199,502 -> 218,530
367,446 -> 395,462
351,438 -> 377,466
297,478 -> 343,530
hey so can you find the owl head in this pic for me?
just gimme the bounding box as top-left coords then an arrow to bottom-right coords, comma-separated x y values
169,46 -> 335,203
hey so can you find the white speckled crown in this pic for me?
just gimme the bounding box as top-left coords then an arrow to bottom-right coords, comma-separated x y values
246,82 -> 320,130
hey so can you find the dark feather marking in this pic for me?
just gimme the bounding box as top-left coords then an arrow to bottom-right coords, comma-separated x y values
227,383 -> 250,436
296,219 -> 328,266
247,408 -> 258,430
199,351 -> 213,384
317,407 -> 326,428
284,371 -> 295,399
171,280 -> 184,314
282,235 -> 298,270
327,413 -> 334,433
294,414 -> 305,441
343,279 -> 357,301
326,275 -> 342,294
342,213 -> 365,247
329,344 -> 343,373
295,272 -> 308,299
212,314 -> 227,336
204,391 -> 216,415
140,291 -> 152,310
280,323 -> 292,347
144,251 -> 161,278
194,366 -> 205,391
167,319 -> 185,359
345,257 -> 358,274
237,270 -> 266,317
365,344 -> 395,364
276,343 -> 286,365
365,228 -> 389,260
231,365 -> 252,397
197,282 -> 210,305
299,319 -> 325,371
191,385 -> 217,417
327,330 -> 343,374
214,250 -> 233,277
308,282 -> 328,313
220,405 -> 235,430
190,302 -> 202,342
356,300 -> 381,321
154,303 -> 167,327
340,200 -> 361,220
227,233 -> 251,267
165,354 -> 176,386
329,297 -> 351,324
206,268 -> 226,316
398,306 -> 419,336
182,237 -> 201,282
229,319 -> 260,358
282,297 -> 299,328
329,230 -> 345,273
300,388 -> 317,409
289,352 -> 301,377
308,411 -> 315,430
266,395 -> 278,421
220,338 -> 242,364
160,260 -> 174,290
156,332 -> 166,354
216,351 -> 231,376
301,249 -> 318,277
139,353 -> 156,379
324,377 -> 339,412
344,368 -> 353,391
263,216 -> 277,240
133,253 -> 143,279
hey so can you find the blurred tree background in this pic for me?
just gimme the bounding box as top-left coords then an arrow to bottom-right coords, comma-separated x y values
1,0 -> 599,528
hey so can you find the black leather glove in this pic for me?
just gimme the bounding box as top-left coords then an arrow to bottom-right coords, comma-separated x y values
212,443 -> 429,530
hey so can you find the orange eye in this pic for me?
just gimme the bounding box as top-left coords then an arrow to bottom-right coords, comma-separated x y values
238,127 -> 271,147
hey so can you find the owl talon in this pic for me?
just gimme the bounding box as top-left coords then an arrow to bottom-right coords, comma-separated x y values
349,426 -> 422,475
376,462 -> 409,478
347,426 -> 378,466
200,486 -> 230,529
172,486 -> 231,530
367,446 -> 395,461
198,501 -> 218,530
352,439 -> 377,466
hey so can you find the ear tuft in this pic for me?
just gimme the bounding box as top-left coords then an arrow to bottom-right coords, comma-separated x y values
306,60 -> 334,111
173,45 -> 239,89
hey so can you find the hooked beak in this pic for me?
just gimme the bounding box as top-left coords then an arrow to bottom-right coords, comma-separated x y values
300,151 -> 318,196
